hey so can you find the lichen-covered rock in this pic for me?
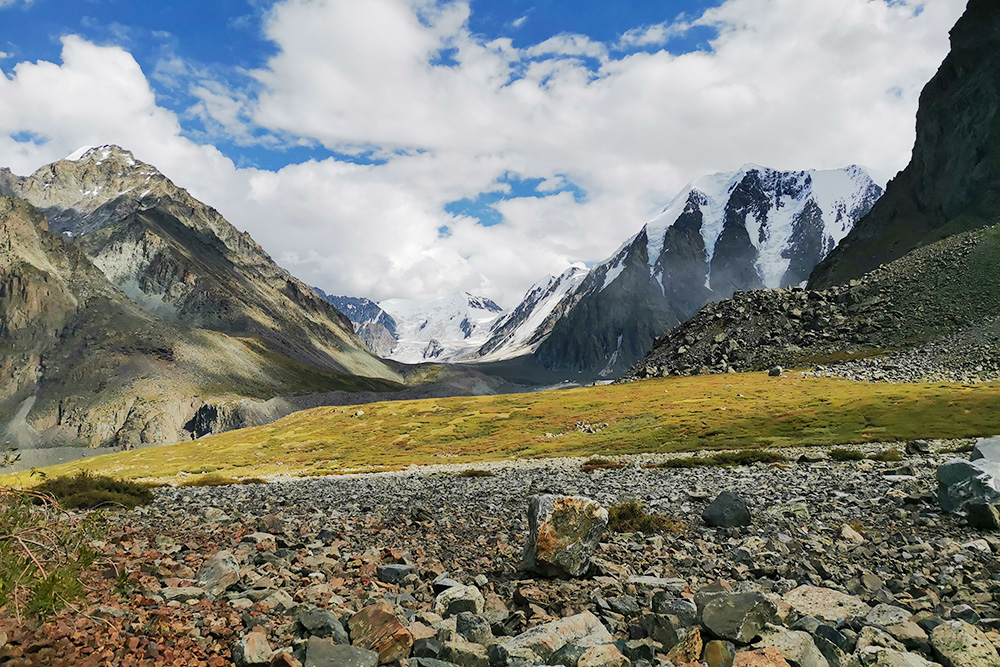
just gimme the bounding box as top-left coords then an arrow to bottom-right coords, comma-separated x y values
348,602 -> 414,664
701,592 -> 776,644
196,550 -> 241,598
523,494 -> 608,578
930,621 -> 1000,667
782,586 -> 870,624
703,491 -> 751,528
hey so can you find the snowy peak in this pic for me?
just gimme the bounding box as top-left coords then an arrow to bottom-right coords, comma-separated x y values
642,164 -> 883,292
376,291 -> 506,363
476,265 -> 588,361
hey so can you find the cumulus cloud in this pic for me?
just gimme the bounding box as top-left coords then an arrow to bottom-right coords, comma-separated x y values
0,0 -> 968,307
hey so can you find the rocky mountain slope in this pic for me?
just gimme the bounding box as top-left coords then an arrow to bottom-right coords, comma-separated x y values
0,148 -> 408,449
627,0 -> 1000,384
476,165 -> 881,378
1,146 -> 394,381
315,292 -> 398,358
810,0 -> 1000,289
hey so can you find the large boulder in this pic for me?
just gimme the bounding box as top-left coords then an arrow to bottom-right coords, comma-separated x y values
930,621 -> 1000,667
970,436 -> 1000,462
704,491 -> 752,528
936,458 -> 1000,512
523,495 -> 608,578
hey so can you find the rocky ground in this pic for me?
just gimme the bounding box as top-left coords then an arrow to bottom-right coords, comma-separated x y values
2,441 -> 999,666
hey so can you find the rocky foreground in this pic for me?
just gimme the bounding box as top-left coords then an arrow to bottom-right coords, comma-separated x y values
2,442 -> 1000,666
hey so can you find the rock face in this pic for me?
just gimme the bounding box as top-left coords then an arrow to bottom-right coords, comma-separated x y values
701,592 -> 777,644
0,148 -> 403,448
523,494 -> 609,578
811,0 -> 1000,289
315,292 -> 398,358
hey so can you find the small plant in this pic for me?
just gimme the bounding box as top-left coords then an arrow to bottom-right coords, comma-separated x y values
608,499 -> 684,535
868,449 -> 904,463
0,488 -> 105,619
179,474 -> 267,487
455,469 -> 495,478
34,471 -> 154,510
654,449 -> 787,469
941,443 -> 975,454
581,457 -> 626,472
828,447 -> 867,462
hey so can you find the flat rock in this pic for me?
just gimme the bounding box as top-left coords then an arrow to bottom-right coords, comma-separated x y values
782,586 -> 870,624
232,632 -> 273,667
197,550 -> 241,598
501,611 -> 612,661
303,638 -> 379,667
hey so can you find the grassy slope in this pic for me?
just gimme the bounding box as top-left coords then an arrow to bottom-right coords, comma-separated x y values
6,372 -> 1000,485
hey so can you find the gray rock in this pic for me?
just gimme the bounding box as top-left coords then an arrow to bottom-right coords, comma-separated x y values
755,625 -> 829,667
937,458 -> 1000,512
501,611 -> 612,661
523,494 -> 608,578
434,585 -> 485,618
971,437 -> 1000,461
440,637 -> 490,667
303,637 -> 379,667
377,564 -> 416,584
703,491 -> 751,528
783,586 -> 870,624
297,608 -> 349,644
930,621 -> 1000,667
851,647 -> 937,667
865,604 -> 911,627
197,550 -> 241,598
701,592 -> 777,644
769,366 -> 784,377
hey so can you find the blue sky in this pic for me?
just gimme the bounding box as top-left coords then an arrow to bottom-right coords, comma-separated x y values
1,0 -> 723,224
0,0 -> 966,303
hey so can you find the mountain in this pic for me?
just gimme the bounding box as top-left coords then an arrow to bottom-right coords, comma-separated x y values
375,292 -> 504,363
1,146 -> 394,381
474,266 -> 587,362
477,164 -> 881,377
627,0 -> 1000,383
314,292 -> 398,358
0,147 -> 403,449
809,0 -> 1000,289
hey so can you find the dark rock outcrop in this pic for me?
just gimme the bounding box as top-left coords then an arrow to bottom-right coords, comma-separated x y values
810,0 -> 1000,289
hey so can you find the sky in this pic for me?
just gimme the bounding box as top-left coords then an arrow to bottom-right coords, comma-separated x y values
0,0 -> 968,307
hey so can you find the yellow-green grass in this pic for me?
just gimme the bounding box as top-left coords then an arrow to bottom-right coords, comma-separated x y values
4,372 -> 1000,485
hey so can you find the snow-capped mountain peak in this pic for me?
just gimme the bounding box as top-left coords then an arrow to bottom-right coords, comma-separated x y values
376,291 -> 506,363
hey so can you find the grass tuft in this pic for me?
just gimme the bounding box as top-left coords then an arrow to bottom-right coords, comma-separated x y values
34,472 -> 154,510
654,449 -> 787,469
868,449 -> 904,462
582,457 -> 626,472
608,499 -> 684,535
828,447 -> 868,462
455,469 -> 495,478
178,474 -> 267,487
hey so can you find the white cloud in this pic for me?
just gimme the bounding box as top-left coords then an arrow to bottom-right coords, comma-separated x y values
510,13 -> 530,29
0,0 -> 32,8
616,21 -> 691,49
0,0 -> 968,308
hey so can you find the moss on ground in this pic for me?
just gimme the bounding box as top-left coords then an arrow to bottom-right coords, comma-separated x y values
4,373 -> 1000,484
